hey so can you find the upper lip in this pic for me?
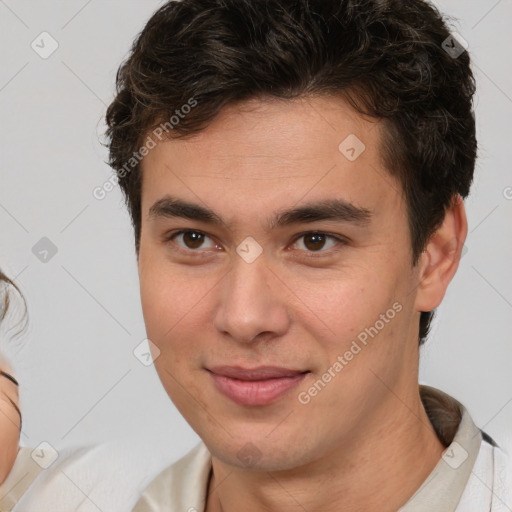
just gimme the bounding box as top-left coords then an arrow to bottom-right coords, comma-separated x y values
208,366 -> 308,381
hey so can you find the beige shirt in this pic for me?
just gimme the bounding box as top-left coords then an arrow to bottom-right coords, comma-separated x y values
133,385 -> 505,512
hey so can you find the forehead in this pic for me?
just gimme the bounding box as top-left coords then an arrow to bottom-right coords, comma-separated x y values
139,95 -> 401,227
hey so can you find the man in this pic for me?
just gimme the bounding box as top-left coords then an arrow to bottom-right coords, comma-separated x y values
102,0 -> 510,510
0,0 -> 510,510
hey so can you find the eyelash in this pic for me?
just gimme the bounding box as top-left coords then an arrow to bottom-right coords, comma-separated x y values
163,229 -> 348,258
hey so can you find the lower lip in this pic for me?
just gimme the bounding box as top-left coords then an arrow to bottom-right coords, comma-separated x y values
210,372 -> 307,406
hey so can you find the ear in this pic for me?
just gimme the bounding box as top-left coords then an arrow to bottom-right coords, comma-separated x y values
414,194 -> 468,313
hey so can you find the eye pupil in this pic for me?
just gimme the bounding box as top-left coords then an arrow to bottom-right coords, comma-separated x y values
304,233 -> 326,251
183,231 -> 204,249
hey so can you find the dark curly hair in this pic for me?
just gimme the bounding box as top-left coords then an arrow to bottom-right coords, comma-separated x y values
104,0 -> 477,345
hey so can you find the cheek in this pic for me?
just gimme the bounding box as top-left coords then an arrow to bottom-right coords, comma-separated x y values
139,267 -> 209,408
292,266 -> 400,342
139,260 -> 219,385
140,257 -> 207,337
296,270 -> 410,401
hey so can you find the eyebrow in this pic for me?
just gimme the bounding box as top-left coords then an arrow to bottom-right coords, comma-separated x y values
148,195 -> 372,230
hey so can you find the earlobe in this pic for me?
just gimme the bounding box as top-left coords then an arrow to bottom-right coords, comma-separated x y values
414,195 -> 468,312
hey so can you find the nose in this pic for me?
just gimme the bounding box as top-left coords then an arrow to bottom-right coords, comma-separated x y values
213,255 -> 291,344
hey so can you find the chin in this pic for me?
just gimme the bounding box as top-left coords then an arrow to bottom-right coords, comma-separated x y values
204,432 -> 318,473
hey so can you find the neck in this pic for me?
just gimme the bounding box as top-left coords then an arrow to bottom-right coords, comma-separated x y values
206,386 -> 445,512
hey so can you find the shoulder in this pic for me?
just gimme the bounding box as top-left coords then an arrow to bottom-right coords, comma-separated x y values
456,433 -> 512,511
491,434 -> 512,511
133,442 -> 211,512
0,438 -> 171,512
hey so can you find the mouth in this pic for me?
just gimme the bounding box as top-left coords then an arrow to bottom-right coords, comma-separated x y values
207,366 -> 310,406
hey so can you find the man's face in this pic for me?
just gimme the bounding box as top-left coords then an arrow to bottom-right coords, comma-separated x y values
138,96 -> 424,471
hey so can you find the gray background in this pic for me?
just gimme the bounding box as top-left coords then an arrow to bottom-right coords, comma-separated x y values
0,0 -> 511,468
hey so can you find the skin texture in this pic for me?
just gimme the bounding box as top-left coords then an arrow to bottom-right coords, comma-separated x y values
0,355 -> 20,485
137,95 -> 467,512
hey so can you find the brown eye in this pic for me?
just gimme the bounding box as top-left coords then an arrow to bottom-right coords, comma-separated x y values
303,233 -> 327,251
167,230 -> 218,252
291,231 -> 344,254
182,231 -> 205,249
